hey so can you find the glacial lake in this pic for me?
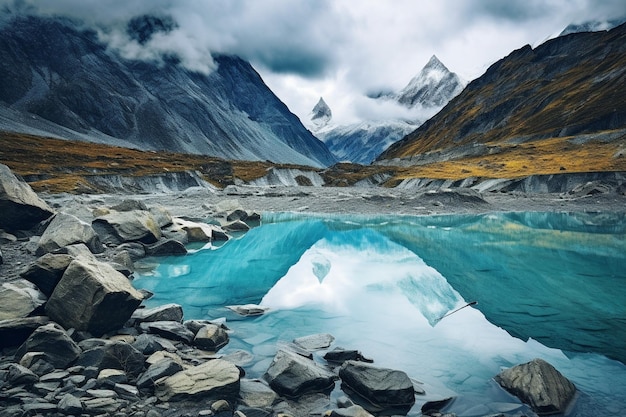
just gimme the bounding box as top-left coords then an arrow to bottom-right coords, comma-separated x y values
133,211 -> 626,416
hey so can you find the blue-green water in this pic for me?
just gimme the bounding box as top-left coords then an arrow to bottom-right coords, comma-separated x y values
133,211 -> 626,416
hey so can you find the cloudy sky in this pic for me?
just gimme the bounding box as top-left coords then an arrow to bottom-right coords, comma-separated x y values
3,0 -> 625,125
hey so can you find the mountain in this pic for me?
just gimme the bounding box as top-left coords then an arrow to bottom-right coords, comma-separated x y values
379,22 -> 626,163
0,14 -> 336,168
310,56 -> 465,164
559,17 -> 626,36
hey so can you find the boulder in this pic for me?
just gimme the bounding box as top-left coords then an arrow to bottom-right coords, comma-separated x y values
7,363 -> 39,386
136,358 -> 184,390
132,304 -> 184,323
0,316 -> 51,348
139,320 -> 195,343
57,393 -> 84,415
223,220 -> 250,232
239,379 -> 279,408
264,349 -> 336,398
20,253 -> 73,296
149,205 -> 174,228
36,212 -> 103,255
45,256 -> 143,335
0,163 -> 54,232
145,239 -> 187,256
193,324 -> 229,352
324,349 -> 373,364
293,333 -> 335,350
15,322 -> 81,368
132,333 -> 178,355
111,199 -> 148,212
0,279 -> 47,320
75,340 -> 145,379
338,360 -> 415,414
494,358 -> 576,415
155,359 -> 241,402
92,210 -> 162,245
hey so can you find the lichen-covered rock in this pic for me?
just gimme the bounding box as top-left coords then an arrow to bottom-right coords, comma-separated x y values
0,163 -> 54,232
45,256 -> 143,335
36,212 -> 103,255
495,358 -> 576,415
264,349 -> 336,398
155,359 -> 240,402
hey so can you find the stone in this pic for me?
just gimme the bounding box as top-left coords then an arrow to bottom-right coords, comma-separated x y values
0,316 -> 50,348
155,359 -> 241,402
0,279 -> 47,320
75,340 -> 145,379
45,256 -> 143,335
323,349 -> 373,364
145,239 -> 187,256
111,199 -> 149,212
211,399 -> 232,413
132,333 -> 177,355
193,324 -> 229,352
136,358 -> 184,390
174,218 -> 212,242
293,333 -> 335,350
0,163 -> 54,232
223,220 -> 250,232
140,320 -> 195,343
117,242 -> 147,260
7,363 -> 39,385
20,253 -> 73,296
82,397 -> 125,413
185,318 -> 228,334
97,368 -> 128,386
264,349 -> 337,398
19,352 -> 55,376
57,393 -> 84,415
15,322 -> 81,368
226,304 -> 270,316
239,379 -> 279,408
36,212 -> 103,255
338,360 -> 415,414
92,210 -> 162,245
494,358 -> 577,415
132,303 -> 184,323
114,382 -> 140,400
324,405 -> 375,417
149,205 -> 174,228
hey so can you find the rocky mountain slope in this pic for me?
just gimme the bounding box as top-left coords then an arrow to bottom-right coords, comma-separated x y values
0,14 -> 336,168
310,56 -> 465,164
379,22 -> 626,165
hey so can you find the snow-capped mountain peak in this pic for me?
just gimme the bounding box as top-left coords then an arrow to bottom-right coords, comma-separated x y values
308,97 -> 332,131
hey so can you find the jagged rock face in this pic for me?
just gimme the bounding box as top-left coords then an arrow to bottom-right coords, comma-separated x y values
380,23 -> 626,160
0,15 -> 336,168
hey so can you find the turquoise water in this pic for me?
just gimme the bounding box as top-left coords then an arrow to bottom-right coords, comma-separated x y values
133,211 -> 626,416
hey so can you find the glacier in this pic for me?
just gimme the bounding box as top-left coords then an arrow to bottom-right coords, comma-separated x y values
133,211 -> 626,415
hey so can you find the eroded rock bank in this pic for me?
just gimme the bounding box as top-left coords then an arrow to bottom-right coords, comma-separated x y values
0,163 -> 599,416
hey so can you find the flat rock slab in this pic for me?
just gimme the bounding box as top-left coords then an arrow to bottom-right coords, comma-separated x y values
155,359 -> 240,402
293,333 -> 335,350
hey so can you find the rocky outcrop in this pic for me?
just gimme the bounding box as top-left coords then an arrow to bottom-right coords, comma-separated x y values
0,163 -> 54,232
264,349 -> 337,398
45,256 -> 143,335
36,212 -> 104,255
154,359 -> 241,402
495,358 -> 577,415
338,360 -> 416,414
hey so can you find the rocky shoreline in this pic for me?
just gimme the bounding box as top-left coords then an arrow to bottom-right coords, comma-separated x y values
2,163 -> 622,417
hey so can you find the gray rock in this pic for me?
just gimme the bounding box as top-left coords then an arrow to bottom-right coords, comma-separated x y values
20,253 -> 73,296
293,333 -> 335,350
494,358 -> 577,415
22,402 -> 57,414
114,382 -> 140,400
338,360 -> 415,413
193,324 -> 229,352
0,247 -> 2,265
184,319 -> 228,334
82,396 -> 125,413
264,349 -> 336,398
53,242 -> 95,259
239,379 -> 279,408
149,205 -> 174,228
145,239 -> 187,256
140,320 -> 195,343
111,199 -> 149,212
132,303 -> 184,323
19,352 -> 55,376
75,340 -> 145,379
323,349 -> 373,364
45,256 -> 143,335
325,405 -> 375,417
0,279 -> 47,320
15,322 -> 81,369
222,220 -> 250,232
136,358 -> 184,390
36,212 -> 103,255
0,316 -> 50,348
92,210 -> 162,245
226,304 -> 270,316
0,163 -> 54,232
57,393 -> 84,415
132,333 -> 178,355
7,363 -> 39,385
155,359 -> 241,402
117,242 -> 147,260
97,368 -> 128,386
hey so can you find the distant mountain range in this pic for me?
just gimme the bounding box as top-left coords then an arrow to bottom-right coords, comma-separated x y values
379,22 -> 626,163
0,14 -> 336,168
308,56 -> 465,164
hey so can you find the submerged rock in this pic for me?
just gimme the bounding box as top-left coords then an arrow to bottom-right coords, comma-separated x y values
293,333 -> 335,350
494,358 -> 576,415
338,360 -> 415,414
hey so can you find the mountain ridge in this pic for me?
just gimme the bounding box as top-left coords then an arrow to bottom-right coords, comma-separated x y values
0,14 -> 336,167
